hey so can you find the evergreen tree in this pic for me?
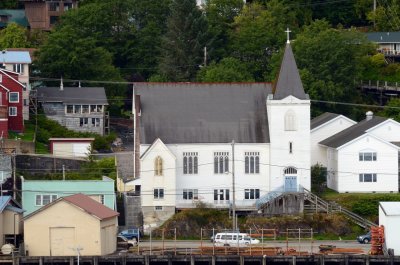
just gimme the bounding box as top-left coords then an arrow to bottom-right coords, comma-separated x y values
158,0 -> 209,81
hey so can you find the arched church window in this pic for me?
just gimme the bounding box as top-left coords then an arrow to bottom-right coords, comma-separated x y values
155,156 -> 163,176
284,110 -> 297,131
284,167 -> 297,175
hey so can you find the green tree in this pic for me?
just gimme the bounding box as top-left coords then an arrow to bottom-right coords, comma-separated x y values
36,25 -> 123,98
378,98 -> 400,122
204,0 -> 244,61
0,0 -> 18,9
367,1 -> 400,31
158,0 -> 209,81
197,57 -> 255,82
0,22 -> 30,49
291,20 -> 375,116
228,1 -> 298,80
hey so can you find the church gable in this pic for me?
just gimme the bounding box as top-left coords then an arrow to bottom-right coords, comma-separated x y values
140,138 -> 176,161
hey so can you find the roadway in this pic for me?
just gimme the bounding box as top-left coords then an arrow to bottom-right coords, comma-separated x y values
136,240 -> 371,254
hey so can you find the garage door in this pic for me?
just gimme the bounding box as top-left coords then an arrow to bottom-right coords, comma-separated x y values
50,227 -> 76,256
73,143 -> 90,157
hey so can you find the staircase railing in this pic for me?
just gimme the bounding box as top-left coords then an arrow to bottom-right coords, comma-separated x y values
255,185 -> 284,209
302,188 -> 376,229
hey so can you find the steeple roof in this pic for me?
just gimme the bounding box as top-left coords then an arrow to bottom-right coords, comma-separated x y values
274,43 -> 307,100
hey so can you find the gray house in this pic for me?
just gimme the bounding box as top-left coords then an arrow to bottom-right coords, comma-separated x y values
37,86 -> 109,136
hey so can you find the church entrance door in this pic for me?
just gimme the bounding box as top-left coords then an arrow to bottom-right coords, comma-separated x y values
284,176 -> 297,192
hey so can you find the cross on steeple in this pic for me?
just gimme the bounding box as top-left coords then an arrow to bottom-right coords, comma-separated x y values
285,28 -> 291,44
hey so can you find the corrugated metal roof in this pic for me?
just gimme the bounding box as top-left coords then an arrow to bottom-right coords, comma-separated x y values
366,32 -> 400,43
311,112 -> 340,130
319,116 -> 387,148
0,196 -> 11,213
135,83 -> 272,144
0,50 -> 31,63
63,194 -> 119,220
380,201 -> 400,216
37,87 -> 108,105
274,43 -> 308,100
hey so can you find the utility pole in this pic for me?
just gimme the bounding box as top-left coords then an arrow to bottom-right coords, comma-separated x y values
12,150 -> 16,200
231,140 -> 236,230
203,47 -> 207,67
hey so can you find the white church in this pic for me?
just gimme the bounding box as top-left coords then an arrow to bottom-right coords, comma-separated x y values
127,41 -> 400,228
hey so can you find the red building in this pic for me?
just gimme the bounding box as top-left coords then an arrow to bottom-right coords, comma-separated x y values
0,69 -> 25,138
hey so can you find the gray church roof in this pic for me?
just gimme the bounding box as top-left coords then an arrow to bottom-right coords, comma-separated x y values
311,112 -> 340,130
135,83 -> 272,144
319,116 -> 388,148
37,87 -> 108,105
274,43 -> 308,100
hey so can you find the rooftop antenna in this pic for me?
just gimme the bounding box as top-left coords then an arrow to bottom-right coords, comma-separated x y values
60,76 -> 64,91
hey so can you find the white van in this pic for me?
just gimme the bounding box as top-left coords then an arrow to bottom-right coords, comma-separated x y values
213,232 -> 260,246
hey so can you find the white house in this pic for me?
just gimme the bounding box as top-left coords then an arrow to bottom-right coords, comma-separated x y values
310,113 -> 356,167
319,112 -> 400,193
379,201 -> 400,255
128,43 -> 311,228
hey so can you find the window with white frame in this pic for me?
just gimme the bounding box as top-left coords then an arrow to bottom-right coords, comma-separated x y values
359,152 -> 377,161
66,105 -> 73,113
245,152 -> 259,174
214,152 -> 229,174
154,156 -> 163,176
13,64 -> 23,74
213,189 -> 229,201
183,189 -> 198,200
155,206 -> 163,211
74,105 -> 81,114
80,118 -> 89,127
359,173 -> 377,183
9,92 -> 19,103
183,152 -> 198,174
35,194 -> 58,206
284,110 -> 297,131
154,188 -> 164,199
92,118 -> 100,127
8,107 -> 17,116
82,105 -> 89,113
244,189 -> 260,200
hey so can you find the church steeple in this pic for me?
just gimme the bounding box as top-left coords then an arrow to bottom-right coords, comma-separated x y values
274,30 -> 307,100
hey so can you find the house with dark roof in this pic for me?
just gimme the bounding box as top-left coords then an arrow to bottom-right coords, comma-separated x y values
318,111 -> 400,193
0,196 -> 23,246
23,193 -> 119,256
366,31 -> 400,56
127,42 -> 312,229
311,112 -> 356,167
37,86 -> 109,136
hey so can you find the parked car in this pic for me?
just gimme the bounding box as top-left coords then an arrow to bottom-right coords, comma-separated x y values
213,232 -> 260,247
210,230 -> 240,242
357,231 -> 371,244
117,235 -> 137,250
118,228 -> 142,240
